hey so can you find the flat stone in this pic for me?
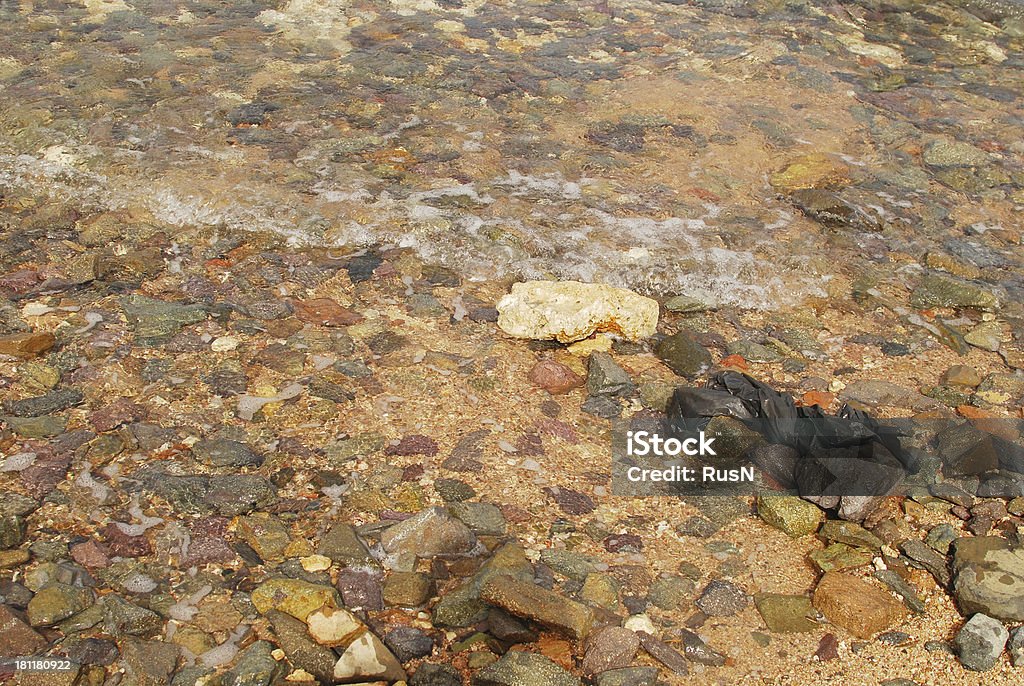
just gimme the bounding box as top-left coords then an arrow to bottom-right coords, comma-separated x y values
952,537 -> 1024,622
964,322 -> 1002,352
647,575 -> 694,610
695,580 -> 748,617
1008,625 -> 1023,667
222,640 -> 282,686
472,650 -> 581,686
770,152 -> 849,192
447,502 -> 507,536
812,572 -> 906,639
380,507 -> 477,561
26,583 -> 93,627
318,523 -> 376,566
923,138 -> 990,168
383,625 -> 434,663
677,628 -> 727,666
636,631 -> 688,676
121,295 -> 208,345
911,274 -> 998,311
757,495 -> 824,537
593,667 -> 660,686
382,572 -> 433,607
251,578 -> 340,621
332,630 -> 406,683
539,549 -> 598,581
305,606 -> 364,647
0,515 -> 26,550
809,543 -> 873,573
819,520 -> 883,549
900,539 -> 951,586
0,332 -> 55,359
290,297 -> 363,326
119,637 -> 181,686
873,570 -> 926,615
497,280 -> 658,343
755,594 -> 818,633
655,330 -> 712,378
103,595 -> 162,637
267,609 -> 337,684
235,513 -> 290,562
2,389 -> 83,417
0,604 -> 47,657
581,626 -> 640,676
192,438 -> 263,468
953,613 -> 1008,672
480,574 -> 594,641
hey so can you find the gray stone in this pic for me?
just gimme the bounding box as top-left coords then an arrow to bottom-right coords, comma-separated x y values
911,274 -> 998,311
819,520 -> 883,550
678,628 -> 727,665
383,625 -> 434,663
587,352 -> 635,397
636,631 -> 688,675
873,570 -> 926,615
0,515 -> 26,550
647,575 -> 694,610
434,478 -> 476,502
539,549 -> 598,581
952,537 -> 1024,622
103,595 -> 162,637
448,502 -> 507,536
192,438 -> 263,468
318,523 -> 376,566
655,330 -> 712,378
727,339 -> 783,363
472,650 -> 581,686
900,539 -> 952,586
1008,625 -> 1023,667
480,574 -> 594,640
581,395 -> 622,419
120,636 -> 181,686
121,295 -> 208,345
953,613 -> 1008,671
2,389 -> 83,417
593,667 -> 660,686
380,507 -> 477,561
411,663 -> 462,686
695,580 -> 748,617
223,640 -> 284,686
267,609 -> 336,683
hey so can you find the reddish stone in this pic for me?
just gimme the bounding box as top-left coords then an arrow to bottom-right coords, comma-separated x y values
70,540 -> 110,569
102,523 -> 152,558
402,464 -> 425,481
89,398 -> 146,433
719,354 -> 749,371
814,633 -> 839,661
0,605 -> 47,657
544,487 -> 596,515
536,636 -> 574,670
604,533 -> 643,553
535,418 -> 579,444
289,298 -> 363,326
515,433 -> 544,456
527,360 -> 584,395
0,269 -> 41,294
180,517 -> 235,567
19,452 -> 71,499
385,434 -> 439,457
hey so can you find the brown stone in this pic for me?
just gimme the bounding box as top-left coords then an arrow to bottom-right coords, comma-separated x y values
290,298 -> 363,326
0,333 -> 55,360
528,360 -> 584,395
480,575 -> 594,641
812,572 -> 906,639
0,605 -> 47,658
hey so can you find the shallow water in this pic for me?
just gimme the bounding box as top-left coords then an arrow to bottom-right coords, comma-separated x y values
1,0 -> 1022,306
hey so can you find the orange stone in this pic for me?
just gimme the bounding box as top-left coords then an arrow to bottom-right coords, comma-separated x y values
290,298 -> 363,326
812,572 -> 905,639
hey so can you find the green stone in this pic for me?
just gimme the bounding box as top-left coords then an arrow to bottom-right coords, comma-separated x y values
756,495 -> 824,537
808,543 -> 872,573
755,594 -> 818,633
911,274 -> 998,311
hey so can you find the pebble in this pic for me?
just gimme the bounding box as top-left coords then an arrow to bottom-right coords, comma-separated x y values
756,495 -> 824,537
754,593 -> 818,633
953,613 -> 1009,671
695,580 -> 748,617
472,650 -> 581,686
655,329 -> 713,378
812,572 -> 906,639
528,359 -> 584,395
383,625 -> 435,662
586,352 -> 635,397
481,573 -> 595,641
411,663 -> 463,686
581,626 -> 640,676
380,507 -> 478,561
